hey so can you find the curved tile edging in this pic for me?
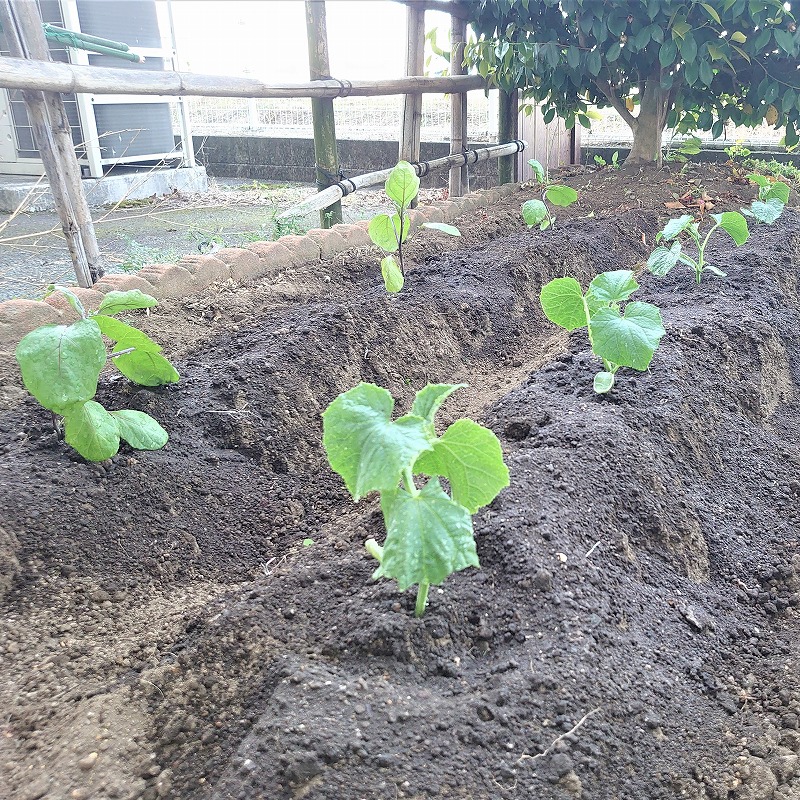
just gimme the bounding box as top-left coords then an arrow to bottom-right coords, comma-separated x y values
0,185 -> 520,349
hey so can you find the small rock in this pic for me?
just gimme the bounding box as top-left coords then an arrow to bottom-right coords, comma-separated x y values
77,752 -> 98,771
558,769 -> 583,797
534,569 -> 553,592
22,778 -> 50,800
735,757 -> 778,800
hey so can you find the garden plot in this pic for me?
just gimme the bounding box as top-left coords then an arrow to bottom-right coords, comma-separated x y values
1,166 -> 799,800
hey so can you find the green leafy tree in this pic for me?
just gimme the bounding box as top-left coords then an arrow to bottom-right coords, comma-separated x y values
463,0 -> 800,165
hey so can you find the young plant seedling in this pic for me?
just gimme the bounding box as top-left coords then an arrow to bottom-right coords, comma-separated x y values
593,151 -> 619,170
368,161 -> 460,292
522,159 -> 578,230
647,212 -> 749,284
15,286 -> 178,462
540,270 -> 666,394
322,382 -> 509,616
742,174 -> 789,224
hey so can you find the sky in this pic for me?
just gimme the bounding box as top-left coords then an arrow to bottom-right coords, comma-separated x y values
167,1 -> 452,81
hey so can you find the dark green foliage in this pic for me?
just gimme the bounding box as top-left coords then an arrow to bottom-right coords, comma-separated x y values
463,1 -> 800,162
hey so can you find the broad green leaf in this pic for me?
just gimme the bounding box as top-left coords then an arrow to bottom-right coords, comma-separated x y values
672,21 -> 691,40
368,214 -> 400,253
647,242 -> 682,276
96,289 -> 157,316
659,39 -> 678,67
376,478 -> 478,590
385,162 -> 419,210
593,371 -> 615,394
700,3 -> 721,23
381,255 -> 404,292
660,214 -> 695,241
679,137 -> 702,155
566,45 -> 581,69
545,185 -> 578,207
410,383 -> 466,426
527,159 -> 546,183
112,347 -> 180,386
421,222 -> 461,236
704,265 -> 728,277
522,199 -> 548,227
540,277 -> 587,331
110,409 -> 168,450
93,315 -> 162,353
774,28 -> 795,54
322,383 -> 433,501
414,419 -> 509,513
63,400 -> 120,462
746,198 -> 784,224
730,31 -> 747,43
591,301 -> 666,371
712,211 -> 749,245
747,173 -> 771,188
586,270 -> 638,304
15,319 -> 105,414
680,35 -> 698,63
764,181 -> 790,204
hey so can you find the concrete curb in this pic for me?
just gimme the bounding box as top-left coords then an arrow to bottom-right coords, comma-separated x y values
0,186 -> 522,349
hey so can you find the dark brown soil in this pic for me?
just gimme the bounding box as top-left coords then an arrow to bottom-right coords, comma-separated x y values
2,164 -> 799,800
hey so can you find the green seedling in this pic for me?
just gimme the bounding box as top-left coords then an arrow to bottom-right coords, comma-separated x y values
15,286 -> 178,462
665,136 -> 701,164
647,212 -> 749,284
322,382 -> 509,616
742,174 -> 789,224
593,151 -> 619,170
522,158 -> 578,230
540,270 -> 666,394
369,161 -> 460,292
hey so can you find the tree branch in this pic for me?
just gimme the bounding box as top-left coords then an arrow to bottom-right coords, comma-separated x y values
593,76 -> 637,129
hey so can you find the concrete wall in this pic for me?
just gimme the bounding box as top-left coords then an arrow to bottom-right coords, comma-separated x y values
190,136 -> 502,189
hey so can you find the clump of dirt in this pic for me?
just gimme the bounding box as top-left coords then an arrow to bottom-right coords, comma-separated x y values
1,166 -> 799,800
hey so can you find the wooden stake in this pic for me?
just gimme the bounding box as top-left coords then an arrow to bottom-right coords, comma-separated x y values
449,14 -> 468,197
0,0 -> 102,286
305,0 -> 342,228
498,89 -> 520,184
400,3 -> 425,207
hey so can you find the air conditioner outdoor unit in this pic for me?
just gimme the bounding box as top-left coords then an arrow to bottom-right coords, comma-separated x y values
0,0 -> 193,178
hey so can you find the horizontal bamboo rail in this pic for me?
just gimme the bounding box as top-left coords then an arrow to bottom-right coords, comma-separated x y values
279,140 -> 527,218
0,55 -> 486,98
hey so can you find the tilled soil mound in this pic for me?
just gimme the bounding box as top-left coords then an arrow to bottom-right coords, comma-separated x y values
1,168 -> 799,800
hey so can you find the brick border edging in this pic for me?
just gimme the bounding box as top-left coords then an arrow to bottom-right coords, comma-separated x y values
0,185 -> 521,348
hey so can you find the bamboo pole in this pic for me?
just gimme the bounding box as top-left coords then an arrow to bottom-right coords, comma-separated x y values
278,140 -> 526,220
305,1 -> 342,228
449,14 -> 468,197
0,0 -> 102,286
399,3 -> 426,208
0,55 -> 485,98
498,89 -> 520,184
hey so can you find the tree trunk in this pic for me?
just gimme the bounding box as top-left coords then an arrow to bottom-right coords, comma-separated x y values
625,80 -> 670,166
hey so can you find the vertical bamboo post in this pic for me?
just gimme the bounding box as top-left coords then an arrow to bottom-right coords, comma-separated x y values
498,88 -> 519,184
449,14 -> 468,197
305,0 -> 342,228
400,3 -> 425,207
0,0 -> 102,286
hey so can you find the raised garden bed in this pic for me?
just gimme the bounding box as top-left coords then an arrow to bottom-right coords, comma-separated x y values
1,165 -> 799,800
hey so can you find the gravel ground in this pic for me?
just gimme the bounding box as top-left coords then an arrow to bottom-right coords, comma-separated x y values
0,178 -> 447,301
